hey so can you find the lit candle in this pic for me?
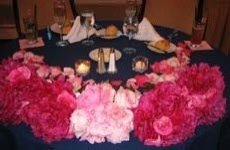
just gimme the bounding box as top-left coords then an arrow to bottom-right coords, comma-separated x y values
75,60 -> 91,75
132,56 -> 148,73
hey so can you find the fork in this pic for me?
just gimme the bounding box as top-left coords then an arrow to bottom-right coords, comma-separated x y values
167,29 -> 178,41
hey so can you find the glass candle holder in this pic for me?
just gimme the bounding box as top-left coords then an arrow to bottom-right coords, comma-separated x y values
191,17 -> 207,48
75,59 -> 91,76
132,56 -> 148,73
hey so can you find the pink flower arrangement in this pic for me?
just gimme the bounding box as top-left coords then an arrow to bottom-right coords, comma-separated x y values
7,66 -> 31,83
176,63 -> 226,125
134,82 -> 198,147
70,83 -> 138,144
0,51 -> 227,147
0,57 -> 77,142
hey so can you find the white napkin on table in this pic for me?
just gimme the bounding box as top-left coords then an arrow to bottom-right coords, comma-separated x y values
134,17 -> 163,42
63,16 -> 96,44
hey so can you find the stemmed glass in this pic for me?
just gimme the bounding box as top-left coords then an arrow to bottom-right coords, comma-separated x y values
125,0 -> 137,17
80,10 -> 95,46
123,16 -> 139,54
53,0 -> 68,47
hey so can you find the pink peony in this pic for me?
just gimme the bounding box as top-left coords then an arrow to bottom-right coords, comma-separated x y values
134,82 -> 198,146
50,66 -> 62,78
134,74 -> 149,88
177,63 -> 226,125
110,80 -> 122,87
70,109 -> 90,138
151,57 -> 182,74
22,80 -> 76,143
57,90 -> 77,109
68,75 -> 82,92
77,83 -> 101,110
126,78 -> 138,90
36,65 -> 50,78
153,116 -> 173,136
114,86 -> 140,108
7,66 -> 31,83
63,67 -> 75,77
12,50 -> 26,60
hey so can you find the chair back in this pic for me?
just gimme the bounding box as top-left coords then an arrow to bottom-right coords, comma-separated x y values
0,0 -> 21,39
69,0 -> 146,21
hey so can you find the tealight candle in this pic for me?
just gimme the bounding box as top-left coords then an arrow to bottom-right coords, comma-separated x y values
75,59 -> 91,76
132,56 -> 148,73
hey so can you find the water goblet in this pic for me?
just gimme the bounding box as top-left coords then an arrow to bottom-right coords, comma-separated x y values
53,0 -> 68,47
125,0 -> 137,17
80,10 -> 95,46
123,16 -> 139,54
23,9 -> 38,45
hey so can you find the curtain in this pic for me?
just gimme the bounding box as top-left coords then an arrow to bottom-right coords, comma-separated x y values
204,0 -> 230,55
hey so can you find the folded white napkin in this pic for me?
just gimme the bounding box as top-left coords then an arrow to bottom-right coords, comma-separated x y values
134,17 -> 163,41
63,16 -> 96,44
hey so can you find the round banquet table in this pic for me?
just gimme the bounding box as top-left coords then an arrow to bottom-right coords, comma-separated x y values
0,21 -> 229,150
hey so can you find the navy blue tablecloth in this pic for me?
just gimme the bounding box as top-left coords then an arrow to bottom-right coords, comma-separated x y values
0,21 -> 229,150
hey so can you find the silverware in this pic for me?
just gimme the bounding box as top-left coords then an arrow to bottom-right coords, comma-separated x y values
47,26 -> 52,40
167,30 -> 178,41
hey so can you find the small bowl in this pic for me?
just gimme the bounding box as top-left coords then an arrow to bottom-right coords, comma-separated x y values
75,59 -> 91,76
132,56 -> 148,73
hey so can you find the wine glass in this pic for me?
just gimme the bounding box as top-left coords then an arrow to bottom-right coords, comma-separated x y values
125,0 -> 137,17
80,10 -> 95,46
53,0 -> 68,47
123,16 -> 139,54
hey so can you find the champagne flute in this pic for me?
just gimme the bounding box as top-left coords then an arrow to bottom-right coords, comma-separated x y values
80,10 -> 95,46
123,16 -> 139,54
53,0 -> 68,47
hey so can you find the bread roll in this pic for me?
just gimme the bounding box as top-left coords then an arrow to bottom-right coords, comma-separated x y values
154,39 -> 170,51
105,25 -> 118,36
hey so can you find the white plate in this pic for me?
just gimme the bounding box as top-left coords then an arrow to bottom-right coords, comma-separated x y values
50,23 -> 71,35
96,29 -> 122,40
89,48 -> 122,63
147,42 -> 177,54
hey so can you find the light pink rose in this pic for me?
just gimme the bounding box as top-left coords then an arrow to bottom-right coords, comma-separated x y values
70,109 -> 89,138
29,55 -> 44,64
83,79 -> 95,86
107,127 -> 130,144
77,84 -> 100,109
7,66 -> 31,82
36,65 -> 50,78
126,78 -> 138,89
80,135 -> 105,144
63,67 -> 75,77
68,75 -> 82,92
13,50 -> 26,60
114,87 -> 140,108
153,116 -> 173,136
50,67 -> 62,78
100,83 -> 116,104
105,103 -> 133,128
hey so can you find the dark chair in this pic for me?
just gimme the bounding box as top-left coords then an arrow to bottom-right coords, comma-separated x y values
69,0 -> 78,18
69,0 -> 146,21
0,0 -> 21,39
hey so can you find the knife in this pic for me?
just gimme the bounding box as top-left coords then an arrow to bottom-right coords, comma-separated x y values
47,26 -> 52,40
